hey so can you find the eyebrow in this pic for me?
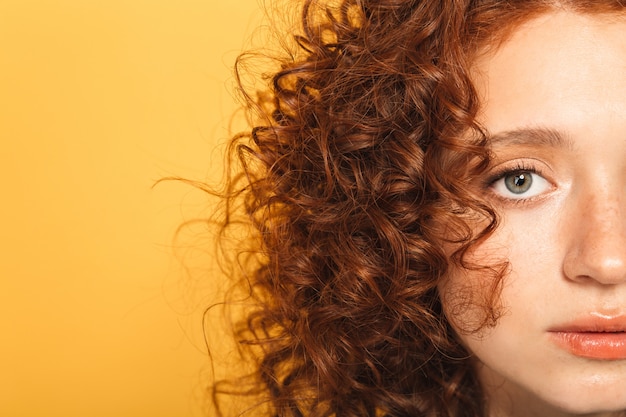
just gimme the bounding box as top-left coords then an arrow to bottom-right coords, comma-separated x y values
487,127 -> 574,150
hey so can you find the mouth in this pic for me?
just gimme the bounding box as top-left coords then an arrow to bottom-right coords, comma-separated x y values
548,315 -> 626,360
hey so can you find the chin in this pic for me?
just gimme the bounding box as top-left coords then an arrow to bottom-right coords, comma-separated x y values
547,401 -> 626,416
527,379 -> 626,415
480,360 -> 626,416
553,390 -> 626,415
560,371 -> 626,412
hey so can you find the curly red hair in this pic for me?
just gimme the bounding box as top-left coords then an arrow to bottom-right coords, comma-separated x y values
212,1 -> 626,416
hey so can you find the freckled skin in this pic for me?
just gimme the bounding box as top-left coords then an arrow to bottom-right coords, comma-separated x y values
439,11 -> 626,417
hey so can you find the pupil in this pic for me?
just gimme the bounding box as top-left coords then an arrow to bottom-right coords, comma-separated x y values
505,171 -> 532,194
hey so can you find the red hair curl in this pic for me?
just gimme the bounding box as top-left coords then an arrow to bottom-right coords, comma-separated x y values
212,1 -> 626,416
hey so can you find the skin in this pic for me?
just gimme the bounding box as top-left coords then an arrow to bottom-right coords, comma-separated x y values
440,11 -> 626,417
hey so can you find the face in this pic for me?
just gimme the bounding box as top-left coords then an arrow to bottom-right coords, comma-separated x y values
440,11 -> 626,417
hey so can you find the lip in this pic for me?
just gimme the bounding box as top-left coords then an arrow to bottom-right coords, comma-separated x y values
548,314 -> 626,360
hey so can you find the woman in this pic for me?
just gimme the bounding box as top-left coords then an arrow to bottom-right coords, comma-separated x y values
214,0 -> 626,416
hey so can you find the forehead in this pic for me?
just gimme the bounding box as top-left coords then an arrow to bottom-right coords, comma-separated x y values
471,11 -> 626,135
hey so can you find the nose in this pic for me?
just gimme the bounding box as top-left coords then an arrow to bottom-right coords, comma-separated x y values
562,191 -> 626,285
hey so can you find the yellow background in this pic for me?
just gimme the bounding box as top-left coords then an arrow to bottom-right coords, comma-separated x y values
0,1 -> 264,415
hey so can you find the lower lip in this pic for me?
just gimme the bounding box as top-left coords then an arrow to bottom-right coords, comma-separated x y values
550,332 -> 626,360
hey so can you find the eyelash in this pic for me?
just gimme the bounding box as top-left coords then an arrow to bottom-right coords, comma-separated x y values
482,160 -> 552,205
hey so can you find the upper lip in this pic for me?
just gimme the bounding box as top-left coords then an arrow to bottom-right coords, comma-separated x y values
549,313 -> 626,333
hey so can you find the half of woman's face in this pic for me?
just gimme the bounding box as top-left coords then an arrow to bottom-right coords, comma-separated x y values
440,10 -> 626,417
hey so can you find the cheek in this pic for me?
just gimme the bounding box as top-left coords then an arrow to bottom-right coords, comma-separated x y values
438,238 -> 511,336
440,210 -> 559,336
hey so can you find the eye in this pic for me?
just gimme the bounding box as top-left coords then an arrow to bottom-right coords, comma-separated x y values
491,170 -> 552,200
